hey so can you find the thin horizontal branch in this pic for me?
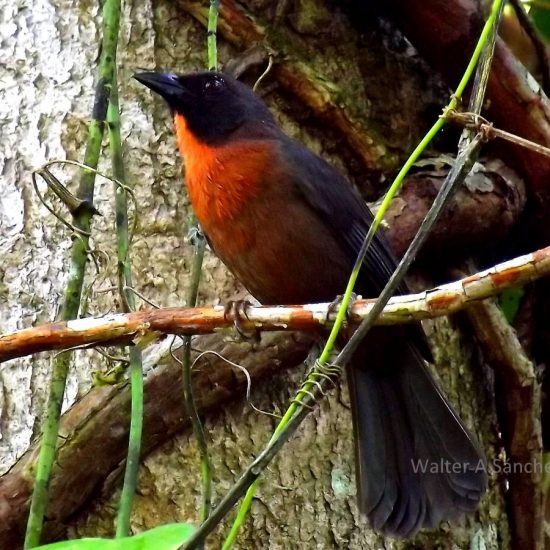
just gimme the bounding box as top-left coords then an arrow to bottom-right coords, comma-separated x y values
447,110 -> 550,159
2,244 -> 550,363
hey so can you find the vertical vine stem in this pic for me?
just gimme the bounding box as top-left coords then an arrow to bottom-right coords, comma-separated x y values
180,233 -> 210,524
217,1 -> 505,548
207,0 -> 220,71
116,346 -> 144,536
23,0 -> 121,547
180,0 -> 221,530
107,64 -> 145,537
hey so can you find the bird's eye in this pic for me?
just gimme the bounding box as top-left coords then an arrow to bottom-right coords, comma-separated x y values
203,76 -> 225,94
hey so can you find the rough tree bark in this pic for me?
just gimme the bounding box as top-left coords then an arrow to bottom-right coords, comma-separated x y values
1,0 -> 533,548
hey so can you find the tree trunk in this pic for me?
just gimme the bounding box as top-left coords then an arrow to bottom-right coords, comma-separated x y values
0,0 -> 523,548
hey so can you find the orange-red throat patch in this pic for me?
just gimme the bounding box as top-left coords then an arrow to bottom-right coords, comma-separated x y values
173,114 -> 270,230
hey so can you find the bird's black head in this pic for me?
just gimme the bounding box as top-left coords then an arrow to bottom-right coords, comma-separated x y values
134,71 -> 276,145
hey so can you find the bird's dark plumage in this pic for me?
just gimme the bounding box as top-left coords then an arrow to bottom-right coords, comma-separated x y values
135,70 -> 487,537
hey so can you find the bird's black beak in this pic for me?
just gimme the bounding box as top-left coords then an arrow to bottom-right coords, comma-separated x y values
133,72 -> 187,101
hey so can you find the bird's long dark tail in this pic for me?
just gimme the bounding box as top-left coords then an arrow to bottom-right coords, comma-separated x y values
347,327 -> 487,538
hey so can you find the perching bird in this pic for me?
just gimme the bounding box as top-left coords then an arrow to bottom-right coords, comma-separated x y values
134,70 -> 487,537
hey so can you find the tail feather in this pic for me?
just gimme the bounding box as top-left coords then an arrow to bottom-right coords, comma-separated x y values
347,327 -> 487,537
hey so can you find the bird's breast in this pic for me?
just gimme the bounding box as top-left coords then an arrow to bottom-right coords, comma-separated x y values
174,114 -> 274,256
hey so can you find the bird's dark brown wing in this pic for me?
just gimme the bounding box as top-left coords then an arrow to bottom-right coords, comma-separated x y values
281,136 -> 398,297
281,135 -> 431,358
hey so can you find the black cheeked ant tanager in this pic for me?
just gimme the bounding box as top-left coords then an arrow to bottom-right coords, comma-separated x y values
134,71 -> 487,537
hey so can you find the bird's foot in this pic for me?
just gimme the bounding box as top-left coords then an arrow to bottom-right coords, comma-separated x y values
224,300 -> 260,342
326,292 -> 359,324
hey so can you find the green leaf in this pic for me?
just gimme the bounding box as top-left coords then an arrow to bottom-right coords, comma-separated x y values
35,523 -> 195,550
529,0 -> 550,43
498,286 -> 525,323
